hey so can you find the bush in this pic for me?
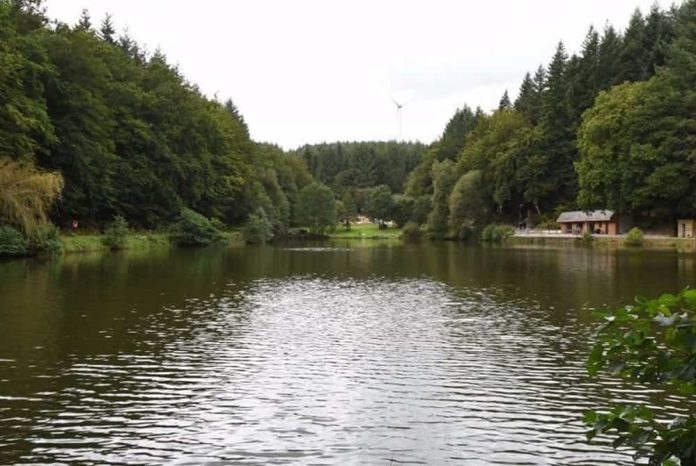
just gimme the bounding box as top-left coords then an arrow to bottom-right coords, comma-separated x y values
169,208 -> 226,247
586,290 -> 696,465
401,222 -> 423,242
0,225 -> 28,256
481,224 -> 514,243
102,215 -> 129,250
481,224 -> 495,242
243,209 -> 274,244
28,223 -> 62,255
209,217 -> 226,232
451,222 -> 475,241
625,227 -> 644,247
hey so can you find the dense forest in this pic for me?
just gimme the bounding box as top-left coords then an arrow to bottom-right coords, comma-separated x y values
3,0 -> 696,245
0,0 -> 317,238
400,2 -> 696,238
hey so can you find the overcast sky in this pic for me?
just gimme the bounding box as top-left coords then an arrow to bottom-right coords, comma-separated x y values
45,0 -> 678,149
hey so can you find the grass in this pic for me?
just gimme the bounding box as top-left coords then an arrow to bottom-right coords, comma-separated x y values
60,231 -> 243,254
60,233 -> 171,253
328,223 -> 402,240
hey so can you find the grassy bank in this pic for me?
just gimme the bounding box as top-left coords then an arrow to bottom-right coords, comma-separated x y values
328,224 -> 402,240
60,231 -> 244,254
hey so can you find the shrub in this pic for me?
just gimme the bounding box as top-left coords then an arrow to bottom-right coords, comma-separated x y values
625,227 -> 644,247
401,222 -> 423,242
209,217 -> 226,232
482,224 -> 514,243
0,225 -> 28,256
243,209 -> 274,244
169,208 -> 226,246
492,225 -> 515,242
481,224 -> 496,242
28,223 -> 62,255
586,290 -> 696,465
102,215 -> 129,250
452,222 -> 475,242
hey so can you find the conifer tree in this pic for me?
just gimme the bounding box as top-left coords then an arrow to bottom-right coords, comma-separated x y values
514,72 -> 534,111
498,89 -> 511,110
644,3 -> 676,75
437,105 -> 477,161
618,9 -> 648,82
77,8 -> 91,31
597,24 -> 623,89
567,27 -> 600,128
99,13 -> 115,44
540,42 -> 576,206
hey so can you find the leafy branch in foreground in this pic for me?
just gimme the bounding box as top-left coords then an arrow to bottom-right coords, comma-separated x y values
586,289 -> 696,465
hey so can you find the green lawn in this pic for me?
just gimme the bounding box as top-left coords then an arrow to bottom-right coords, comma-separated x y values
328,223 -> 402,239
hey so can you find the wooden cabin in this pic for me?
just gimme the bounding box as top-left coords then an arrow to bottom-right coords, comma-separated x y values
556,210 -> 618,235
677,219 -> 696,238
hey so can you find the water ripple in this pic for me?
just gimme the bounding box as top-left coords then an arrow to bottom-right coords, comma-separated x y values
1,275 -> 691,465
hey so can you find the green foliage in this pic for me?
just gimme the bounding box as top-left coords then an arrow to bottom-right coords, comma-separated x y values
404,107 -> 479,199
295,183 -> 336,234
0,225 -> 28,255
0,4 -> 311,231
448,170 -> 488,235
392,194 -> 415,227
243,209 -> 274,244
401,221 -> 423,242
336,191 -> 357,229
586,289 -> 696,465
169,208 -> 225,247
365,185 -> 395,224
102,215 -> 129,250
0,0 -> 690,239
625,227 -> 645,247
0,1 -> 55,160
481,224 -> 515,243
298,141 -> 425,195
427,160 -> 459,235
481,224 -> 496,242
28,222 -> 62,254
412,195 -> 432,226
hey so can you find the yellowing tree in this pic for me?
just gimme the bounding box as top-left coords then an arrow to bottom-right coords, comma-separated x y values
0,158 -> 63,234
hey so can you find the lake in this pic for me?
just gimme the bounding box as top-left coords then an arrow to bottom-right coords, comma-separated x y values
1,242 -> 694,465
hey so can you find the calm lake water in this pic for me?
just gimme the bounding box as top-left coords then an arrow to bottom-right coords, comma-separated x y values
1,242 -> 695,465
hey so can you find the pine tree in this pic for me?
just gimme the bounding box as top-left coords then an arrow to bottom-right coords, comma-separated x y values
224,99 -> 250,138
498,89 -> 511,110
540,42 -> 577,206
618,8 -> 648,82
567,26 -> 600,128
514,65 -> 546,125
644,3 -> 676,75
597,24 -> 623,89
666,0 -> 696,88
437,105 -> 477,161
99,13 -> 115,44
542,42 -> 569,128
77,8 -> 91,31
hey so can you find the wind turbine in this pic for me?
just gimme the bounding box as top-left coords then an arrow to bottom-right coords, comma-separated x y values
390,96 -> 411,141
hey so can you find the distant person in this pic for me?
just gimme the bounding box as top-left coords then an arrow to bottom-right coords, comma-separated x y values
71,219 -> 78,233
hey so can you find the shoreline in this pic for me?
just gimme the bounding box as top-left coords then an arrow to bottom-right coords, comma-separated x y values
0,231 -> 245,259
508,233 -> 696,251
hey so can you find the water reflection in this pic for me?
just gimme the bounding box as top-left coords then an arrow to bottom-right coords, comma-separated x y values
0,244 -> 694,464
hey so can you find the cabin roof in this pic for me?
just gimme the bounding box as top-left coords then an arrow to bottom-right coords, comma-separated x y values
556,210 -> 615,223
